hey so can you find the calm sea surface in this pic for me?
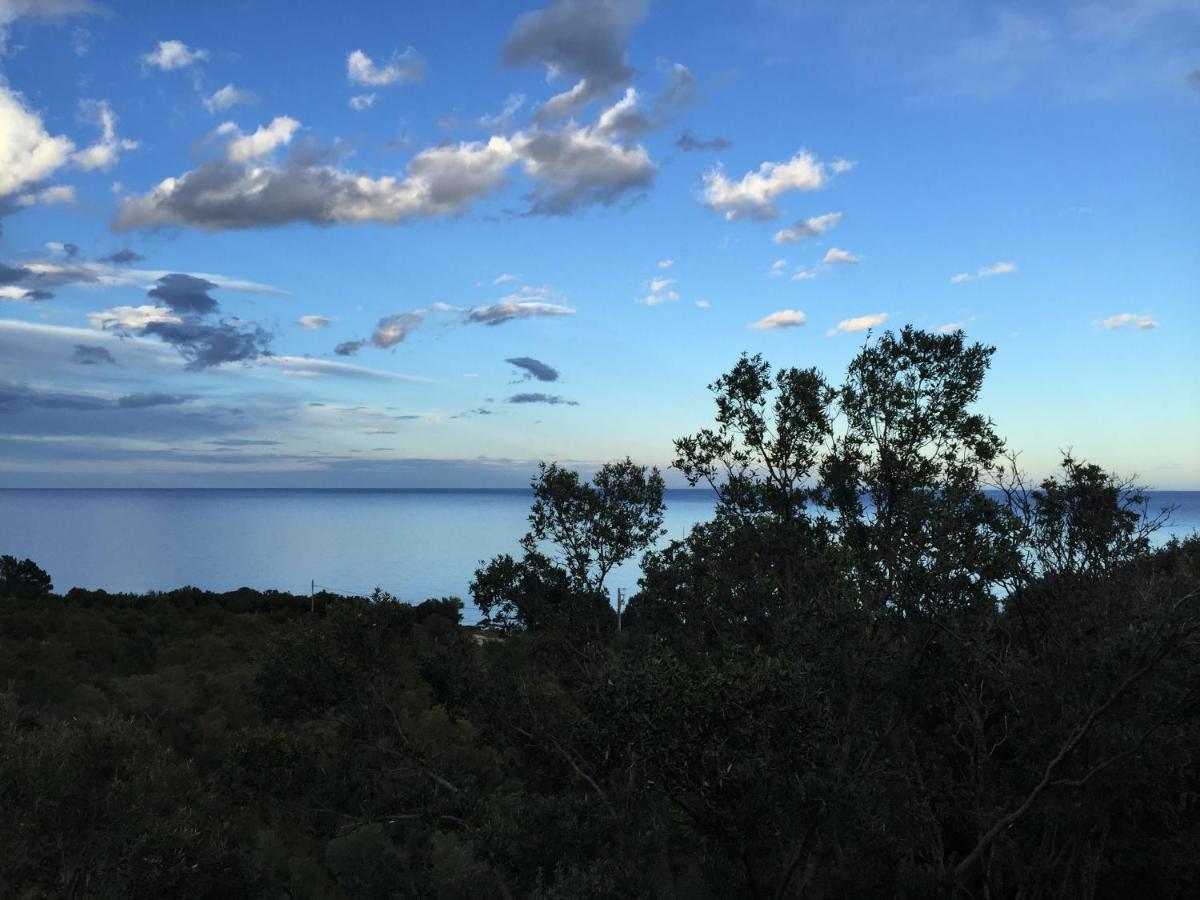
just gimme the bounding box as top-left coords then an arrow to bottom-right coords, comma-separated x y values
1,490 -> 1197,616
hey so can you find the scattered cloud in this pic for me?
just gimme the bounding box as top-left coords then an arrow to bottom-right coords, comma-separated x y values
791,266 -> 817,281
507,356 -> 559,382
493,272 -> 518,284
694,299 -> 711,308
769,259 -> 787,278
46,241 -> 79,257
298,315 -> 332,330
141,39 -> 207,71
349,93 -> 376,111
823,247 -> 861,265
1097,312 -> 1157,330
950,260 -> 1017,283
203,84 -> 257,113
71,344 -> 115,365
346,48 -> 426,86
750,309 -> 805,330
701,149 -> 845,221
826,312 -> 889,336
657,258 -> 673,268
334,339 -> 367,356
507,392 -> 579,406
501,0 -> 645,119
117,94 -> 657,229
773,211 -> 843,244
676,130 -> 731,152
90,274 -> 273,370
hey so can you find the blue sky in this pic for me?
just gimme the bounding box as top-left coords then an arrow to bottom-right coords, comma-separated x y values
0,0 -> 1197,488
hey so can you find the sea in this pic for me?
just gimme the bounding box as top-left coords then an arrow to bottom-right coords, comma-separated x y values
1,490 -> 1197,619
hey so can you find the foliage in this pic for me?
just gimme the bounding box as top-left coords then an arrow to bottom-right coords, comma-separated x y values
2,329 -> 1197,899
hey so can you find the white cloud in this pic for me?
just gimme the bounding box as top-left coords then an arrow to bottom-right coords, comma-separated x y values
349,93 -> 376,111
773,211 -> 843,244
826,312 -> 889,336
72,100 -> 138,171
203,84 -> 257,113
823,247 -> 861,265
115,98 -> 655,229
649,277 -> 673,292
830,158 -> 855,174
224,116 -> 300,162
88,305 -> 182,330
346,48 -> 425,86
298,315 -> 332,330
694,299 -> 711,308
770,258 -> 787,277
493,273 -> 518,284
0,83 -> 74,196
1098,312 -> 1157,330
791,266 -> 817,281
951,260 -> 1018,283
750,309 -> 806,330
701,149 -> 843,221
141,39 -> 207,71
657,258 -> 673,268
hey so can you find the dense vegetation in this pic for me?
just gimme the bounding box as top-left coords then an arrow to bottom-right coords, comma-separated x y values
2,328 -> 1197,899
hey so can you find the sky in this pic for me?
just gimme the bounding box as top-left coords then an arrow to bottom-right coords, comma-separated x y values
0,0 -> 1197,489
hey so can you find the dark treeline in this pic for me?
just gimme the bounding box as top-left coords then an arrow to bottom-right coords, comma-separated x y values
2,328 -> 1198,899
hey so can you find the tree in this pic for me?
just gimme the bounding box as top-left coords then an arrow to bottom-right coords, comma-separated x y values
0,555 -> 53,600
472,458 -> 665,631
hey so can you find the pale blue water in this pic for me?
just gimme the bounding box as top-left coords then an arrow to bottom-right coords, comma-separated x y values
0,490 -> 1196,617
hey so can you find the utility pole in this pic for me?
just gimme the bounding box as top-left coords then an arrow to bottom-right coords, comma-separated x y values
616,587 -> 624,633
310,579 -> 315,614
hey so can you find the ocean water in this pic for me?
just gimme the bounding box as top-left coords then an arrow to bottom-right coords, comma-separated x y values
0,490 -> 1196,615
